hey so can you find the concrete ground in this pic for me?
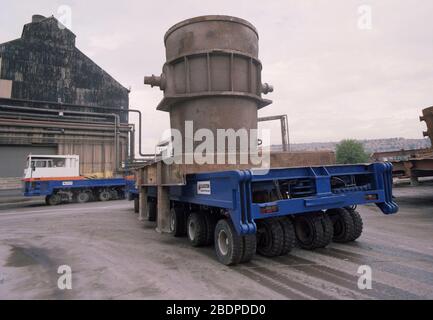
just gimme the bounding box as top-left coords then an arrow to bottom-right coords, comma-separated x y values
0,189 -> 45,209
0,182 -> 432,300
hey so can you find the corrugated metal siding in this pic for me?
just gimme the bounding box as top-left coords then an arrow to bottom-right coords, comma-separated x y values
58,139 -> 127,177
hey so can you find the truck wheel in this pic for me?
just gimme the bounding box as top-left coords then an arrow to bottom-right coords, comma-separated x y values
214,219 -> 243,266
187,212 -> 207,247
134,198 -> 139,213
110,189 -> 119,200
170,207 -> 186,237
204,212 -> 217,245
76,191 -> 90,203
348,209 -> 363,241
99,190 -> 111,201
278,217 -> 296,255
294,213 -> 333,249
256,219 -> 284,257
321,213 -> 334,247
46,194 -> 61,206
328,208 -> 355,243
118,189 -> 125,199
240,233 -> 257,263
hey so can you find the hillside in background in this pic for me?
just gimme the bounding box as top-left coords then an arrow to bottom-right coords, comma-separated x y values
271,138 -> 431,153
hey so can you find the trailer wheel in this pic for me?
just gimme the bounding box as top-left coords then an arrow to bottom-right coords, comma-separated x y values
76,191 -> 90,203
110,189 -> 119,200
320,213 -> 334,247
214,219 -> 243,265
118,189 -> 125,199
294,213 -> 333,249
46,194 -> 61,206
99,190 -> 111,201
170,207 -> 186,237
187,212 -> 207,247
204,212 -> 217,245
256,219 -> 284,257
328,208 -> 355,243
240,233 -> 257,263
347,209 -> 363,241
134,197 -> 139,213
278,217 -> 296,255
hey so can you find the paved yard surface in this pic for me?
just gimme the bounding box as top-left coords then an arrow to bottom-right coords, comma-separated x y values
0,182 -> 432,299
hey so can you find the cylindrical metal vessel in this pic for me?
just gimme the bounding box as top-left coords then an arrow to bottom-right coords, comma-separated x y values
164,15 -> 259,60
145,15 -> 273,156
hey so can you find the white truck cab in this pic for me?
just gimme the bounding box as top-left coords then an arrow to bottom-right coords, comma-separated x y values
23,155 -> 80,179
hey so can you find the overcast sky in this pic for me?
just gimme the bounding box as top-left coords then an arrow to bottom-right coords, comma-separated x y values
1,0 -> 432,152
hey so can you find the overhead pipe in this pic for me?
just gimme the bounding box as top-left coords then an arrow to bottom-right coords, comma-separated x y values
258,114 -> 290,151
121,108 -> 155,158
129,123 -> 136,162
0,110 -> 109,122
0,104 -> 155,168
0,117 -> 130,132
0,104 -> 122,172
0,104 -> 118,123
0,120 -> 130,148
0,127 -> 129,138
0,135 -> 118,143
0,97 -> 130,114
0,104 -> 154,159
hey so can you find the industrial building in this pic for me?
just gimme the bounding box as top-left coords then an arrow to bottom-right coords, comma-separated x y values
0,15 -> 131,188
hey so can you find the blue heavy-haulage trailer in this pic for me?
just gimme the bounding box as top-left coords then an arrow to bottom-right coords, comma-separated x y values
127,162 -> 398,265
24,177 -> 128,205
22,154 -> 131,205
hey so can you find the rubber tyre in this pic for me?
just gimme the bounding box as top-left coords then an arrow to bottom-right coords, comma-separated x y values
118,190 -> 125,199
99,190 -> 111,201
110,189 -> 119,200
204,212 -> 217,246
46,194 -> 61,206
214,219 -> 243,266
278,217 -> 296,255
76,191 -> 90,203
256,219 -> 284,257
348,209 -> 363,241
187,212 -> 208,247
240,233 -> 257,263
328,208 -> 355,243
170,207 -> 186,237
294,213 -> 333,249
134,197 -> 139,213
320,213 -> 334,248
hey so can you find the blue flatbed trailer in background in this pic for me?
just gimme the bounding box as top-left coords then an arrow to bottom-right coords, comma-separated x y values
24,177 -> 128,205
127,162 -> 398,265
